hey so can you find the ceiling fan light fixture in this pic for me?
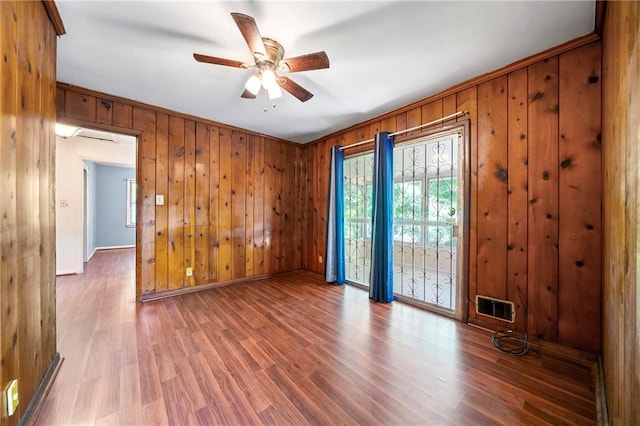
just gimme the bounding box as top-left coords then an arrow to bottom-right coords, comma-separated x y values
261,69 -> 279,92
245,74 -> 262,95
268,85 -> 283,100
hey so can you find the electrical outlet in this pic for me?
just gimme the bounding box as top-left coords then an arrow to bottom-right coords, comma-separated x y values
318,255 -> 323,264
6,379 -> 18,416
186,267 -> 193,277
155,194 -> 164,205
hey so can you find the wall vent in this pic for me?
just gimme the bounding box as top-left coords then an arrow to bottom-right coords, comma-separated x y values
475,295 -> 515,323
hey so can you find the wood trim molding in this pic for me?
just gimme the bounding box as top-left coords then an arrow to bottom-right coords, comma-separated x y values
21,353 -> 64,426
42,1 -> 66,35
595,1 -> 607,38
140,273 -> 274,302
55,116 -> 143,137
307,32 -> 600,147
56,82 -> 299,146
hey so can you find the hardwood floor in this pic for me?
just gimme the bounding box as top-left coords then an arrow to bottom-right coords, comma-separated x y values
37,249 -> 597,425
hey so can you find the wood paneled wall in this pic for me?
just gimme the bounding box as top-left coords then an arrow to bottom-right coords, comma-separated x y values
303,40 -> 602,354
1,1 -> 61,424
56,84 -> 304,299
602,1 -> 640,423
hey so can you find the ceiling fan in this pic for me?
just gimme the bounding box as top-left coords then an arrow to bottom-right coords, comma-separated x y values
194,12 -> 329,103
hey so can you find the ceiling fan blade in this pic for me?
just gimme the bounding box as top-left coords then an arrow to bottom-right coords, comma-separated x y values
241,89 -> 257,99
279,77 -> 313,102
230,12 -> 267,59
193,53 -> 247,68
281,51 -> 330,73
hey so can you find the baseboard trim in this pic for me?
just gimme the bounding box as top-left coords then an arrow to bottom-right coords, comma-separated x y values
87,247 -> 98,262
95,245 -> 135,251
140,273 -> 272,302
20,352 -> 64,426
594,357 -> 609,425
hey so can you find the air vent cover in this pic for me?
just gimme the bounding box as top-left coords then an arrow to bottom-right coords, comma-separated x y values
475,295 -> 515,323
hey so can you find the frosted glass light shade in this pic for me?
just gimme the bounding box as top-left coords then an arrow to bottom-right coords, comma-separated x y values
245,75 -> 262,95
261,69 -> 278,91
268,85 -> 283,100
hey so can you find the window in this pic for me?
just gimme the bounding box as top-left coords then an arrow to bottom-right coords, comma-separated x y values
343,153 -> 373,285
126,179 -> 136,227
341,126 -> 468,319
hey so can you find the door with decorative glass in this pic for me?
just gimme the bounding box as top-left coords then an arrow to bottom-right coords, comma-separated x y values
392,129 -> 466,318
343,126 -> 467,319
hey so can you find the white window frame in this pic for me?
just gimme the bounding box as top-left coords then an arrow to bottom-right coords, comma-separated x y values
126,178 -> 136,228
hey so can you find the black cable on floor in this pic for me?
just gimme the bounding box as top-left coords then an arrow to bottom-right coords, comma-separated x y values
491,329 -> 531,356
490,286 -> 531,356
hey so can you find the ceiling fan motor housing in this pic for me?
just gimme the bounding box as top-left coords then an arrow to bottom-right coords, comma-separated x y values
259,38 -> 287,71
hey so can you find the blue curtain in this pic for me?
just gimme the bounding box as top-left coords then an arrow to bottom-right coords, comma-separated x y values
370,132 -> 394,302
325,145 -> 345,284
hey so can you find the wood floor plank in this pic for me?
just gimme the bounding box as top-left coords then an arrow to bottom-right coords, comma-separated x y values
36,249 -> 597,425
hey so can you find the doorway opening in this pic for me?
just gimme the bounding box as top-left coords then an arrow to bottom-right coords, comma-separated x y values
55,125 -> 137,275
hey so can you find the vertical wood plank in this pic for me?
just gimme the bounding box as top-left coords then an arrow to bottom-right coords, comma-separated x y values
40,13 -> 57,374
184,120 -> 196,287
283,143 -> 297,271
245,135 -> 256,277
317,139 -> 329,273
263,139 -> 276,274
396,112 -> 408,133
112,101 -> 133,128
274,142 -> 285,271
380,116 -> 397,133
476,77 -> 509,321
56,87 -> 65,116
34,3 -> 47,376
1,4 -> 20,420
527,57 -> 559,342
232,132 -> 247,279
558,43 -> 602,353
253,137 -> 265,275
421,99 -> 443,126
17,1 -> 42,403
304,144 -> 316,271
96,98 -> 113,125
442,94 -> 458,126
368,121 -> 381,138
217,129 -> 233,281
133,107 -> 157,295
64,90 -> 96,122
294,145 -> 304,269
194,122 -> 210,285
168,116 -> 185,289
456,86 -> 478,321
155,113 -> 169,293
208,126 -> 220,283
507,68 -> 529,334
602,4 -> 639,421
406,106 -> 422,136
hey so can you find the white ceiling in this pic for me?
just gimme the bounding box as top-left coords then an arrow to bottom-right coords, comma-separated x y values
56,1 -> 595,144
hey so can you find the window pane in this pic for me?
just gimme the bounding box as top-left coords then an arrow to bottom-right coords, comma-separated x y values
344,153 -> 373,286
126,179 -> 136,227
427,177 -> 457,221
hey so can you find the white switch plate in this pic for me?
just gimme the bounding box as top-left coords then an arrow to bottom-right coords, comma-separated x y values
155,194 -> 164,205
186,267 -> 193,277
6,379 -> 18,416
